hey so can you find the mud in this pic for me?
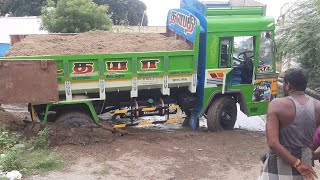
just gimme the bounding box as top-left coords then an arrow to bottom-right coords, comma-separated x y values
20,123 -> 119,146
6,31 -> 192,57
0,110 -> 121,146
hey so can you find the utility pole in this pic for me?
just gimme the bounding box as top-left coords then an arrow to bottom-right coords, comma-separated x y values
139,11 -> 147,33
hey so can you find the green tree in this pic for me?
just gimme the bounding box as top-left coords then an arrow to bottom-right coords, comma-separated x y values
1,0 -> 47,16
277,0 -> 320,89
0,0 -> 5,15
95,0 -> 148,26
41,0 -> 112,33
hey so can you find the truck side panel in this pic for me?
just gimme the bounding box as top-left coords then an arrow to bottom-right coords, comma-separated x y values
53,52 -> 196,96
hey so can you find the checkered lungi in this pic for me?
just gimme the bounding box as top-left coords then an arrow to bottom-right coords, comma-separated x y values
259,147 -> 313,180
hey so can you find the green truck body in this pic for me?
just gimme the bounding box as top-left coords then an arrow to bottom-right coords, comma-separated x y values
0,0 -> 277,131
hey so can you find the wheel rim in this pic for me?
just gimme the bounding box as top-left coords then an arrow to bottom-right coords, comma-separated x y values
220,107 -> 234,127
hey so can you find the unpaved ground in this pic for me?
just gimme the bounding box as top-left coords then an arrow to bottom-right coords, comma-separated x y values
29,129 -> 267,180
6,31 -> 192,56
0,106 -> 268,180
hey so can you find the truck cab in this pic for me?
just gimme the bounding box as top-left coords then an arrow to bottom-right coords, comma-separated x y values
180,0 -> 277,130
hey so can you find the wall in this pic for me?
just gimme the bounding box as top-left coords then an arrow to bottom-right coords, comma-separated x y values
0,16 -> 48,44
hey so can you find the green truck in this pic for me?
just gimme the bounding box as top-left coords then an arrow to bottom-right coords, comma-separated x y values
0,0 -> 278,131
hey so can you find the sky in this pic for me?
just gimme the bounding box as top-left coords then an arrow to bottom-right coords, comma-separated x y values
140,0 -> 298,26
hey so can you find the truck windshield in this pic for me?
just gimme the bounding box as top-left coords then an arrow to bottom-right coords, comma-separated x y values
233,36 -> 254,66
258,32 -> 274,73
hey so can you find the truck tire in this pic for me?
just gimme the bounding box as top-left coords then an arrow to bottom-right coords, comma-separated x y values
55,111 -> 95,126
207,96 -> 237,131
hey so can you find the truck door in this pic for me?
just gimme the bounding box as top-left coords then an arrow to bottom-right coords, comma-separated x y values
253,31 -> 277,102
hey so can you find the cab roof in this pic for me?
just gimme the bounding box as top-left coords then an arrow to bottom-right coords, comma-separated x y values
207,15 -> 275,33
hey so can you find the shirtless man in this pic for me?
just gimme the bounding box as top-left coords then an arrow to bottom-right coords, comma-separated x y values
260,68 -> 320,180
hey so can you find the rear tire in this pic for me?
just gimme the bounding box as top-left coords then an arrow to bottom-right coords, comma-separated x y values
207,96 -> 237,131
55,111 -> 95,126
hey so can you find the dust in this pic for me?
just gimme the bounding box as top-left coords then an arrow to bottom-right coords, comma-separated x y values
6,31 -> 192,57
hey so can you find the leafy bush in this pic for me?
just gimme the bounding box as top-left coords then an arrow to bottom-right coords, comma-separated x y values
0,128 -> 20,149
29,128 -> 51,150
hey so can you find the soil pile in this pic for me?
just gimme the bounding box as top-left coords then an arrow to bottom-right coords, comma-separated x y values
23,123 -> 121,146
6,31 -> 192,57
0,110 -> 123,146
0,111 -> 20,126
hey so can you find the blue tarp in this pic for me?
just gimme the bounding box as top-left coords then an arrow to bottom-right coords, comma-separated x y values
0,43 -> 10,57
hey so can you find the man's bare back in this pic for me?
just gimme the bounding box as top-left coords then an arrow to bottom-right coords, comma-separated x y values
260,68 -> 320,180
269,95 -> 320,129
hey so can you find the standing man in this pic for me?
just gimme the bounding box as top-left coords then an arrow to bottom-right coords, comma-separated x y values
260,68 -> 320,180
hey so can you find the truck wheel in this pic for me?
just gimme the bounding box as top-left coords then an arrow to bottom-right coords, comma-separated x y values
55,111 -> 95,126
207,96 -> 237,131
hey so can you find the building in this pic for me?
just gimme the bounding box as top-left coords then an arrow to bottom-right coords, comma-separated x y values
0,16 -> 47,56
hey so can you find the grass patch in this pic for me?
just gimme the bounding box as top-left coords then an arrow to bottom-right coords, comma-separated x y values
0,128 -> 63,176
1,149 -> 62,175
0,128 -> 20,149
28,128 -> 51,150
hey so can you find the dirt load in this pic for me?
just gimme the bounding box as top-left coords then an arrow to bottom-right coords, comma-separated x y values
6,31 -> 192,57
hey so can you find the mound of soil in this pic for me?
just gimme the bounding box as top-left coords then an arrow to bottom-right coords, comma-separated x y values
22,123 -> 120,146
0,110 -> 123,146
0,111 -> 20,126
6,31 -> 192,57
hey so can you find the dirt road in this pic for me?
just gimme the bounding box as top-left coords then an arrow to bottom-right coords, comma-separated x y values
1,105 -> 268,180
29,128 -> 267,180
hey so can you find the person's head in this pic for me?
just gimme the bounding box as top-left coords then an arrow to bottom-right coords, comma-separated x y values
283,68 -> 308,96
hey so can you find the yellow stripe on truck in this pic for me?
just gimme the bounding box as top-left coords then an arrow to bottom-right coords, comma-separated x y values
169,105 -> 179,109
142,107 -> 157,112
166,119 -> 179,123
138,122 -> 153,126
114,110 -> 128,114
114,124 -> 126,128
31,106 -> 36,122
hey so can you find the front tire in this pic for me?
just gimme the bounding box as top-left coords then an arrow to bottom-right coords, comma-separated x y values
207,96 -> 237,131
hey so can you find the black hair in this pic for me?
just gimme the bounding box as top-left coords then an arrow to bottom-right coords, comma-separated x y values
284,68 -> 308,91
